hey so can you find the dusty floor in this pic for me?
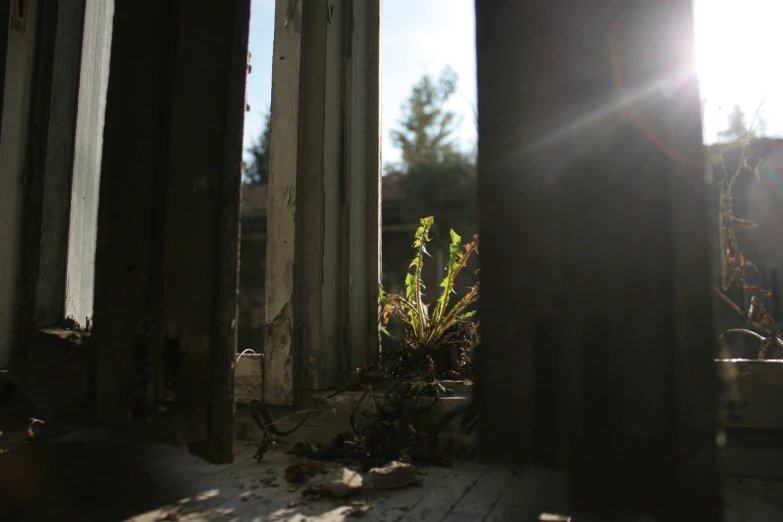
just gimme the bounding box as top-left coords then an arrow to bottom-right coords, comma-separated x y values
0,427 -> 566,522
0,427 -> 783,521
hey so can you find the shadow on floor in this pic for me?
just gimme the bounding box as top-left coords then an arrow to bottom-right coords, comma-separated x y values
0,428 -> 233,522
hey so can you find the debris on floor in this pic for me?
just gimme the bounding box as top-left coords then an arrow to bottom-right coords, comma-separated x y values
284,464 -> 308,483
341,501 -> 373,518
284,459 -> 325,483
322,467 -> 364,498
366,460 -> 419,490
1,429 -> 777,522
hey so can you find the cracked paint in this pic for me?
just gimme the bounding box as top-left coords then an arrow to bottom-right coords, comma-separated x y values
263,302 -> 295,405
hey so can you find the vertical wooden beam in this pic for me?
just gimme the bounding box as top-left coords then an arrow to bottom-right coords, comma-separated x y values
296,0 -> 342,391
345,0 -> 382,372
264,0 -> 381,404
164,0 -> 249,464
96,0 -> 249,464
0,0 -> 11,141
18,0 -> 57,354
263,0 -> 303,406
0,0 -> 39,367
95,0 -> 177,429
475,1 -> 720,519
474,0 -> 565,466
32,0 -> 86,328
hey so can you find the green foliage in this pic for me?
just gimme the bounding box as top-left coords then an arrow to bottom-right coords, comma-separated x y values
378,68 -> 479,376
387,67 -> 478,237
389,67 -> 463,171
244,110 -> 271,185
380,216 -> 479,355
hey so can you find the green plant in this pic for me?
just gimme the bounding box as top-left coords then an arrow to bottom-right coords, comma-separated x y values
380,216 -> 479,357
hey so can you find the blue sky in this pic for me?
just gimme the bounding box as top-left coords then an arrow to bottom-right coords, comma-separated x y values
244,0 -> 782,167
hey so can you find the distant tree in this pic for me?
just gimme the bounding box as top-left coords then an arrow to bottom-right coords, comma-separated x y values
719,105 -> 748,142
244,110 -> 271,185
390,67 -> 462,170
388,68 -> 478,257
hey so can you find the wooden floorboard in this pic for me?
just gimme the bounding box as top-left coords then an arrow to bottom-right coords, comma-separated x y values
399,465 -> 488,522
444,465 -> 515,521
486,469 -> 553,522
2,427 -> 783,521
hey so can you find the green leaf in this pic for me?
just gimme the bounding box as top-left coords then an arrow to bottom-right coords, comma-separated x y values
449,229 -> 461,247
405,273 -> 416,302
382,215 -> 480,358
431,232 -> 478,326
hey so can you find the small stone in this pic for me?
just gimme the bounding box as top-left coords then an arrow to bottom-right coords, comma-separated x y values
324,468 -> 363,498
366,461 -> 418,491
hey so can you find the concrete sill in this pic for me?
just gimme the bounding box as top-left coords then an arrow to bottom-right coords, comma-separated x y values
716,358 -> 783,478
235,352 -> 473,404
4,328 -> 94,422
35,327 -> 90,346
234,353 -> 474,445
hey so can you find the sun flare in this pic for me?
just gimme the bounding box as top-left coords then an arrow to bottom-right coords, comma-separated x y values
693,0 -> 783,140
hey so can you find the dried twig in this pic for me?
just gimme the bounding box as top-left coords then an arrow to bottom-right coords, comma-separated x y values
715,101 -> 782,357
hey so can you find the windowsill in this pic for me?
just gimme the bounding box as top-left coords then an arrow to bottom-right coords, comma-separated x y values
34,327 -> 90,347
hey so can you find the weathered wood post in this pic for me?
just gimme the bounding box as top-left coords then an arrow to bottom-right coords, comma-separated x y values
475,1 -> 720,519
263,0 -> 381,405
95,0 -> 250,464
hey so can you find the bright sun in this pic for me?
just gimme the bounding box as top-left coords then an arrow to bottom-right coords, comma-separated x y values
693,0 -> 783,140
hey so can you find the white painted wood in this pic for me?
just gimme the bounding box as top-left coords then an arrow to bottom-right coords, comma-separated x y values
263,0 -> 303,406
0,0 -> 39,367
263,0 -> 382,404
64,0 -> 114,327
296,0 -> 345,390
